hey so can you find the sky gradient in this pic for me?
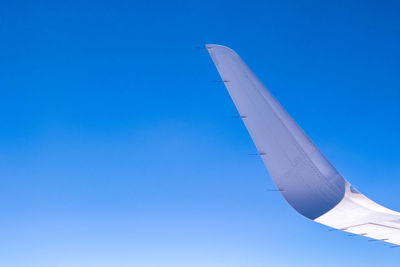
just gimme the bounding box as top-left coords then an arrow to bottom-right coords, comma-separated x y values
1,0 -> 400,266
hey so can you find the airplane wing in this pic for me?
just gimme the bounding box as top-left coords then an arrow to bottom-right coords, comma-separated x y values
206,44 -> 400,246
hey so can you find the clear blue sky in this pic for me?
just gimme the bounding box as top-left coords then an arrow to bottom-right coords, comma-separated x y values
1,0 -> 400,266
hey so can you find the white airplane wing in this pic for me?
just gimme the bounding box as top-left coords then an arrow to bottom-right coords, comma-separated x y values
206,44 -> 400,246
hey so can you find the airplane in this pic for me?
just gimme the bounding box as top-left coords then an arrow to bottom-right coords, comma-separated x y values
206,44 -> 400,246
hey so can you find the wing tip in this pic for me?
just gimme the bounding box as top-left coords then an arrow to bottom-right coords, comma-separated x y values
205,44 -> 236,53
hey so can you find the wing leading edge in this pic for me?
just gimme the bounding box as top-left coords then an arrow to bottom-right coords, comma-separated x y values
206,44 -> 400,246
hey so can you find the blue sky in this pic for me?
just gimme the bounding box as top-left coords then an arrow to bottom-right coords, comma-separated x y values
1,0 -> 400,266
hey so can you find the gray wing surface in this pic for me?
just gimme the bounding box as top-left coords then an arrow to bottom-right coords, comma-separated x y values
206,44 -> 400,245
